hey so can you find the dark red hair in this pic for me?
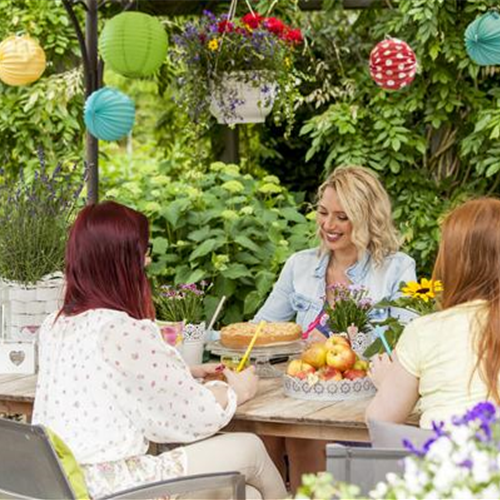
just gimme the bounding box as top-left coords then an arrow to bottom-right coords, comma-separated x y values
62,201 -> 155,320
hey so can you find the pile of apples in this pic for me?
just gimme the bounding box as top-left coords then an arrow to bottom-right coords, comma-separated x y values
286,335 -> 369,381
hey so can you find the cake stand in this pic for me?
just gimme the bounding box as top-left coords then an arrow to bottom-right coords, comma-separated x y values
206,340 -> 305,378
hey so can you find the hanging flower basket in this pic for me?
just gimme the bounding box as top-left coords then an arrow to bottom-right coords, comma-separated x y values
171,10 -> 303,132
209,71 -> 277,124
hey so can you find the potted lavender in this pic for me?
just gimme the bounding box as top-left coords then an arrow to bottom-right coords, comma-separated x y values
153,282 -> 210,364
171,10 -> 303,129
0,151 -> 85,340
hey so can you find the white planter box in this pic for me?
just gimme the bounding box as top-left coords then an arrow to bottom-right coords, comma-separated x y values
0,340 -> 36,374
0,273 -> 64,341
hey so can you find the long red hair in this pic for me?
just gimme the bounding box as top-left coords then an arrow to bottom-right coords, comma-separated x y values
62,201 -> 155,320
433,198 -> 500,404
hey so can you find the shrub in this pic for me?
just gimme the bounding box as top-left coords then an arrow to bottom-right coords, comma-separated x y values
103,161 -> 316,325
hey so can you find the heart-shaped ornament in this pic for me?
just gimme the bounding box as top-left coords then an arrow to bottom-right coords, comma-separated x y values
9,350 -> 25,366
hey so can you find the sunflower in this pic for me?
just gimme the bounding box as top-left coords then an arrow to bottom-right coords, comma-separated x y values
402,278 -> 443,302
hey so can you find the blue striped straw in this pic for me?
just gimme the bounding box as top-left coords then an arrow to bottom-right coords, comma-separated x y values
374,326 -> 392,357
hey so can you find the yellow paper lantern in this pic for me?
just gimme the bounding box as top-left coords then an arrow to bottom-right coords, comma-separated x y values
0,35 -> 46,86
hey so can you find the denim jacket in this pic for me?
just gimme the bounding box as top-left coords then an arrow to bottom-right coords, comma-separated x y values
254,248 -> 417,331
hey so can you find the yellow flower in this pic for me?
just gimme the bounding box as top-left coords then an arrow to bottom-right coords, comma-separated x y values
208,38 -> 220,51
284,57 -> 292,68
402,278 -> 443,302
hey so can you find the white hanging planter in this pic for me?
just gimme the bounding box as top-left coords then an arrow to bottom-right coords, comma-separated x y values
209,71 -> 278,125
0,272 -> 65,341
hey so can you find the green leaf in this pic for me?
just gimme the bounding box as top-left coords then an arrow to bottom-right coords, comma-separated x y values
221,263 -> 252,279
244,290 -> 263,316
185,268 -> 206,284
152,237 -> 169,254
189,238 -> 225,260
234,235 -> 261,253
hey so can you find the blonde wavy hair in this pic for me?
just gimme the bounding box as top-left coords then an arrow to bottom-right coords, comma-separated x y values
317,166 -> 401,265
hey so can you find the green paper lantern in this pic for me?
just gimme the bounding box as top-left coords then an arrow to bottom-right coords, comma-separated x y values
99,12 -> 168,77
465,11 -> 500,66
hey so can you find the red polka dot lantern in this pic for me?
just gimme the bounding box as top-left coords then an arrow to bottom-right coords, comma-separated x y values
369,38 -> 417,90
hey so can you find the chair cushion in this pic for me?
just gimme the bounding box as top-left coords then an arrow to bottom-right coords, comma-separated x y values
46,428 -> 90,500
368,419 -> 433,449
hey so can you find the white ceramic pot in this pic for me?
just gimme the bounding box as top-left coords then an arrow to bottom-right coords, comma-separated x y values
178,322 -> 206,366
209,71 -> 277,125
0,272 -> 64,341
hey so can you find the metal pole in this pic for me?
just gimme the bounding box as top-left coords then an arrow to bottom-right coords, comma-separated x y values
220,126 -> 239,164
85,0 -> 99,204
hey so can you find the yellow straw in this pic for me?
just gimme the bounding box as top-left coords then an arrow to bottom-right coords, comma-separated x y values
236,320 -> 265,372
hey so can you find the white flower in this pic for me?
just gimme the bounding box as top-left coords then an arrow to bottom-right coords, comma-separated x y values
426,436 -> 453,461
450,486 -> 474,499
480,483 -> 500,499
471,450 -> 492,483
431,458 -> 462,492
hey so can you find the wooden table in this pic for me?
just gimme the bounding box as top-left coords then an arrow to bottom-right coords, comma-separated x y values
0,372 -> 415,442
0,374 -> 36,420
224,375 -> 375,442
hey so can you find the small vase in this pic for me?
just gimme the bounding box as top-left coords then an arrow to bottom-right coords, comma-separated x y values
179,322 -> 206,366
209,71 -> 277,125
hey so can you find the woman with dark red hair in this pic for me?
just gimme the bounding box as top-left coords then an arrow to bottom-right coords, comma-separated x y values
33,201 -> 286,499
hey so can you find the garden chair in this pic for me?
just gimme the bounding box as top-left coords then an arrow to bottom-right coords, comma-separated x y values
367,419 -> 433,449
0,418 -> 246,499
326,444 -> 408,496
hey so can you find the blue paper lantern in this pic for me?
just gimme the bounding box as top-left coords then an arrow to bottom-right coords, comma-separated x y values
465,11 -> 500,66
84,87 -> 135,141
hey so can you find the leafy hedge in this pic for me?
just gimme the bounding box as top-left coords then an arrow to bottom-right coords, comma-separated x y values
103,160 -> 316,325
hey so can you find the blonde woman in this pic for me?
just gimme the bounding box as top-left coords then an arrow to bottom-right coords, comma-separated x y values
254,166 -> 416,491
255,165 -> 416,339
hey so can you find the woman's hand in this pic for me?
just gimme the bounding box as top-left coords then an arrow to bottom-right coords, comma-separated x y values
190,363 -> 224,379
306,328 -> 327,344
224,366 -> 259,405
368,353 -> 393,389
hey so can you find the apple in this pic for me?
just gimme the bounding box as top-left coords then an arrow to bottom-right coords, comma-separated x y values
318,366 -> 343,381
301,343 -> 328,369
343,369 -> 367,380
324,335 -> 351,351
353,359 -> 369,371
287,359 -> 316,377
326,344 -> 356,372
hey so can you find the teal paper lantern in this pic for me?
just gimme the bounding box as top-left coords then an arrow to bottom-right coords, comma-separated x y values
465,11 -> 500,66
99,12 -> 168,77
84,87 -> 135,141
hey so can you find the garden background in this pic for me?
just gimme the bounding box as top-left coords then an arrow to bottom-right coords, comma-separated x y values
1,0 -> 499,325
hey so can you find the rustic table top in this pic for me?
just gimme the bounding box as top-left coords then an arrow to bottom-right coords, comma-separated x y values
0,370 -> 417,441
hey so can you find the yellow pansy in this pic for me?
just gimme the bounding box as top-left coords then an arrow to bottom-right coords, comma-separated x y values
208,38 -> 220,51
402,278 -> 443,302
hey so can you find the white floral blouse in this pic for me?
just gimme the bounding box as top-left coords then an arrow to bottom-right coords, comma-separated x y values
32,309 -> 237,497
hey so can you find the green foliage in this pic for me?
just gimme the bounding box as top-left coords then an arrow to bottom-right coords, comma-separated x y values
261,0 -> 500,274
153,282 -> 210,323
0,151 -> 85,284
295,472 -> 359,500
102,161 -> 316,325
0,0 -> 84,174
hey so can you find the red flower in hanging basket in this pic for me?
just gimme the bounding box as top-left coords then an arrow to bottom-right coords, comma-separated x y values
283,27 -> 303,44
264,17 -> 286,35
217,20 -> 234,33
369,38 -> 417,90
242,12 -> 263,29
